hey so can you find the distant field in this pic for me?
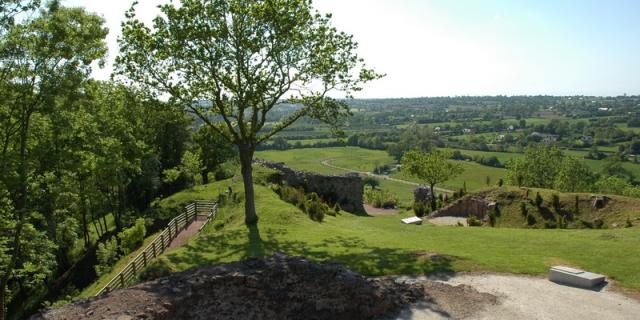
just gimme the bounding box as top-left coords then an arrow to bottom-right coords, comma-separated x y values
257,147 -> 507,204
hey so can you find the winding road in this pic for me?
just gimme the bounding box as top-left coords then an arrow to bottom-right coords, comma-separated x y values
320,158 -> 453,194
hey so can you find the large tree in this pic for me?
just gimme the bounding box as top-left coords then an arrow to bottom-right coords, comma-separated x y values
117,0 -> 381,224
401,150 -> 463,210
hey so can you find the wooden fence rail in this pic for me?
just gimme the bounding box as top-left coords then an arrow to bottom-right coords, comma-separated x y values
96,200 -> 217,296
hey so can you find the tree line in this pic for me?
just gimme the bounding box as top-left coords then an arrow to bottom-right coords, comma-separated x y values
0,1 -> 236,317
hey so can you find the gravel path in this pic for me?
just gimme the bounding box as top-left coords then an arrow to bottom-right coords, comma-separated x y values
395,273 -> 640,320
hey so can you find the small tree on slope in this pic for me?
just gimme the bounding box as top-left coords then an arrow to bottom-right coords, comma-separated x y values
117,0 -> 382,225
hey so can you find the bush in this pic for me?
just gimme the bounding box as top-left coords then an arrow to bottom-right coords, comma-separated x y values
520,202 -> 528,218
467,215 -> 483,226
280,186 -> 306,208
551,194 -> 561,213
95,237 -> 120,276
363,176 -> 380,189
544,220 -> 557,229
304,192 -> 327,222
625,217 -> 633,228
488,209 -> 497,227
412,201 -> 429,217
535,192 -> 543,207
593,218 -> 604,229
526,213 -> 537,226
364,186 -> 398,209
118,218 -> 147,255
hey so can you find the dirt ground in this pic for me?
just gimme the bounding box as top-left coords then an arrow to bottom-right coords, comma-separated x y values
394,273 -> 640,320
364,204 -> 398,216
427,217 -> 467,226
166,219 -> 206,251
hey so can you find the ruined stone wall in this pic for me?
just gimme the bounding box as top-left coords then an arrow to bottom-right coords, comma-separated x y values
256,159 -> 365,213
428,196 -> 491,219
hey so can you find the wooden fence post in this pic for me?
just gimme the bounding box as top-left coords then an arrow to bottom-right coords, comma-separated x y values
152,241 -> 157,257
132,260 -> 137,275
119,273 -> 125,288
142,251 -> 147,267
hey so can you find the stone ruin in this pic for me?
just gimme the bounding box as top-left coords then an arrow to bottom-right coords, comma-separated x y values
428,196 -> 495,220
255,159 -> 365,213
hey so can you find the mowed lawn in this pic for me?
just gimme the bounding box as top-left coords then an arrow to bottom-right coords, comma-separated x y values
150,178 -> 640,291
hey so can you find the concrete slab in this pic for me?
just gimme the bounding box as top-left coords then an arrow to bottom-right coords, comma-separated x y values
549,266 -> 605,289
401,216 -> 423,224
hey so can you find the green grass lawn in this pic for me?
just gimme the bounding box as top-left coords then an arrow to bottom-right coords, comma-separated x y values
146,176 -> 640,291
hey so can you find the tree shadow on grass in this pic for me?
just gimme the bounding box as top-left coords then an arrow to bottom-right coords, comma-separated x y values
164,225 -> 462,278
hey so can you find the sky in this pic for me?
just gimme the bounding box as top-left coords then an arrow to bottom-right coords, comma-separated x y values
63,0 -> 640,98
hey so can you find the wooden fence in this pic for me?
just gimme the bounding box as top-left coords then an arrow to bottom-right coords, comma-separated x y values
96,200 -> 217,295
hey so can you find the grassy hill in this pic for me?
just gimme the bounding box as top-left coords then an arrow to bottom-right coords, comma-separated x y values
132,168 -> 640,292
473,187 -> 640,229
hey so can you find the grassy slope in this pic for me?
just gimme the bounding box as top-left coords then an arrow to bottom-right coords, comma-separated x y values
145,173 -> 640,291
476,187 -> 640,229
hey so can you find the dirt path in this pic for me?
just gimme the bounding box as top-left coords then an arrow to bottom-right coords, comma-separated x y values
427,217 -> 468,226
364,203 -> 398,216
320,158 -> 453,194
166,219 -> 206,251
395,273 -> 640,320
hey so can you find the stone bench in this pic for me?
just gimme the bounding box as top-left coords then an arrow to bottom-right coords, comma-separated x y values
548,266 -> 605,289
401,216 -> 423,225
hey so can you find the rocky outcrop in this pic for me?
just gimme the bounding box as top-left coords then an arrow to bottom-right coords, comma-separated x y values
35,254 -> 426,320
429,196 -> 494,219
256,159 -> 365,213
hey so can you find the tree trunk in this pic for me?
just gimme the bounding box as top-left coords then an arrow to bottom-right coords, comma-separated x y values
430,184 -> 437,211
201,169 -> 209,185
239,146 -> 258,225
0,279 -> 6,320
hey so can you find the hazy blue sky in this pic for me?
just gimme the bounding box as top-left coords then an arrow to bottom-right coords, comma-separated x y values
64,0 -> 640,98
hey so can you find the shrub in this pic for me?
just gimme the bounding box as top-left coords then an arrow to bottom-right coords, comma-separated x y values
364,186 -> 398,209
497,178 -> 504,187
333,203 -> 341,215
362,176 -> 380,189
526,213 -> 537,226
551,194 -> 561,213
95,237 -> 120,276
558,215 -> 567,229
535,192 -> 543,207
467,215 -> 483,227
412,201 -> 429,217
593,218 -> 604,229
305,192 -> 327,222
520,202 -> 528,218
625,217 -> 633,228
544,220 -> 557,229
487,210 -> 497,227
118,218 -> 147,255
280,186 -> 306,208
